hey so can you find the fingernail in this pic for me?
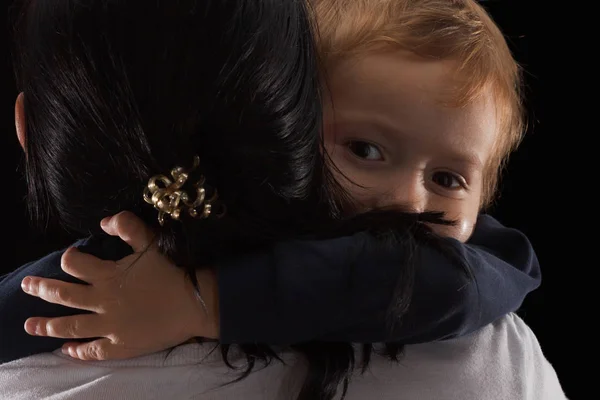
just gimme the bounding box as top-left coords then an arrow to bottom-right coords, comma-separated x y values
24,319 -> 38,336
61,346 -> 69,355
100,216 -> 111,229
21,277 -> 31,292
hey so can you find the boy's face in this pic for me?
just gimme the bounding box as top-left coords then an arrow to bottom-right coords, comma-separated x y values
323,52 -> 498,242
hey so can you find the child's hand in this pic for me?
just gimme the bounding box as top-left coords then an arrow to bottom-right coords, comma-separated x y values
20,211 -> 219,361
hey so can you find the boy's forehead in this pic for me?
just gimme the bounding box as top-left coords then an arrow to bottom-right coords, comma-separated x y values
330,51 -> 463,103
326,51 -> 499,166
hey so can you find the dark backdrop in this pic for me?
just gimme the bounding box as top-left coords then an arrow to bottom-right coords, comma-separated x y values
4,1 -> 578,398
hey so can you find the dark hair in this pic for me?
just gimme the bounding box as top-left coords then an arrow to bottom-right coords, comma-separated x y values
13,0 -> 332,260
12,0 -> 467,399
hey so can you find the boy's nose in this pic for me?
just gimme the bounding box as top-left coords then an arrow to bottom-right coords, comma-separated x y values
386,177 -> 427,213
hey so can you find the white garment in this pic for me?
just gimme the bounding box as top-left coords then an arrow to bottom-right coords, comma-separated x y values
0,313 -> 566,400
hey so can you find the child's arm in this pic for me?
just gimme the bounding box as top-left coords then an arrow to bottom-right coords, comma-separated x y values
218,214 -> 540,343
6,213 -> 540,362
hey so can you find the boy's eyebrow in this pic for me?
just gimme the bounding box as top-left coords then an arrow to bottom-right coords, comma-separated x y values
333,112 -> 411,145
446,150 -> 483,169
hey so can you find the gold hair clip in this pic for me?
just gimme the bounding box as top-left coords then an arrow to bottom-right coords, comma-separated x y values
143,156 -> 223,226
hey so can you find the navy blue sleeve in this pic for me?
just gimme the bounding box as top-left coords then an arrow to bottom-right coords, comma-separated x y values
218,214 -> 541,344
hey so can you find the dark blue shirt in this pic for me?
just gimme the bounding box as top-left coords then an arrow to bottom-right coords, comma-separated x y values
0,214 -> 540,363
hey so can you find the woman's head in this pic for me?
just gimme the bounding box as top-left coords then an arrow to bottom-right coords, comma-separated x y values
13,0 -> 326,264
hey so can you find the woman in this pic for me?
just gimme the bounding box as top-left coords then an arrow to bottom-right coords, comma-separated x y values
1,0 -> 563,398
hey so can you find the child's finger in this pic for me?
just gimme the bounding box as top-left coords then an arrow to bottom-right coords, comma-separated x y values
101,211 -> 156,253
24,314 -> 108,339
21,276 -> 100,312
61,247 -> 115,281
62,339 -> 118,361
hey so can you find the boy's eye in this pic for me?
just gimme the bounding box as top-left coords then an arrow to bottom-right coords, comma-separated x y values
347,141 -> 384,161
431,171 -> 464,190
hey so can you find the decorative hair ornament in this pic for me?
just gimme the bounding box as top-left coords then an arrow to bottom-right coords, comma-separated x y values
143,156 -> 224,226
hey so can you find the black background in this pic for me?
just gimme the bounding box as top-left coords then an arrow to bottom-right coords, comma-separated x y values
4,1 -> 580,398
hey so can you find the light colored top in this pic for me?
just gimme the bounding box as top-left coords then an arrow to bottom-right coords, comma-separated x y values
0,313 -> 566,399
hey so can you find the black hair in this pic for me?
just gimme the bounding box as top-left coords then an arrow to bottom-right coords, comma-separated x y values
12,0 -> 468,399
13,0 -> 333,259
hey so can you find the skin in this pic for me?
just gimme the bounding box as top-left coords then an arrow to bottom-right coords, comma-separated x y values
323,51 -> 499,242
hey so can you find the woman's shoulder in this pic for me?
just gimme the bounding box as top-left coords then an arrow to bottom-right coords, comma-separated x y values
3,235 -> 130,285
3,239 -> 88,283
355,313 -> 567,400
0,344 -> 298,400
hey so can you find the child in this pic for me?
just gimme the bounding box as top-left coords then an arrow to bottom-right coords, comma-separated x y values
4,0 -> 539,364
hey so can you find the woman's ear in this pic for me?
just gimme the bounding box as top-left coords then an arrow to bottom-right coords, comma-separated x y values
15,92 -> 26,151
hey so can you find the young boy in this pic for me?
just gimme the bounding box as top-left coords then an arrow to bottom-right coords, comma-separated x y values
2,0 -> 540,362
